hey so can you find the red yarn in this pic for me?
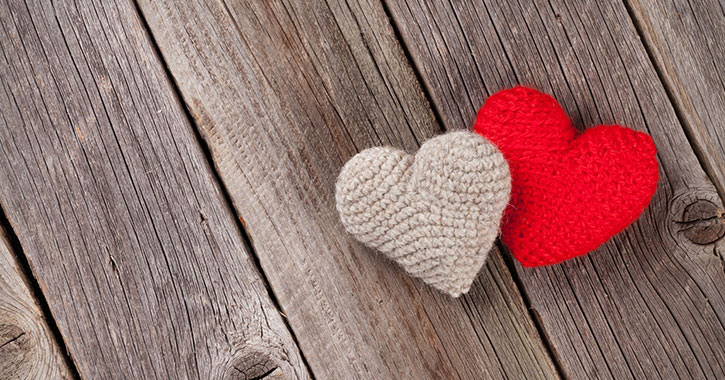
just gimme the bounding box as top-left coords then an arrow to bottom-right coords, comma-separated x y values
473,86 -> 658,266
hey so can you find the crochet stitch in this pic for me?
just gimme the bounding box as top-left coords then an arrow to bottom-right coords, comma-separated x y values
335,131 -> 511,297
473,86 -> 659,266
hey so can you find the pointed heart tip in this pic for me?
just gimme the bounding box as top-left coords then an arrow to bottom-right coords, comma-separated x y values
434,280 -> 473,298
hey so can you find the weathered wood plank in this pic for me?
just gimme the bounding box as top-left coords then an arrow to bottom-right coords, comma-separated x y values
627,0 -> 725,198
138,0 -> 559,378
0,0 -> 307,378
0,227 -> 71,379
385,0 -> 725,378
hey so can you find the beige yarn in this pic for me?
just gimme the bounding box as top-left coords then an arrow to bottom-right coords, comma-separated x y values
335,131 -> 511,297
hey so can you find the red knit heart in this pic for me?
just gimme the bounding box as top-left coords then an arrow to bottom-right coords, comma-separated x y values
473,86 -> 658,266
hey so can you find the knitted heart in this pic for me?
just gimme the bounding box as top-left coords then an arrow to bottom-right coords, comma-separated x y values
473,86 -> 658,266
335,132 -> 510,297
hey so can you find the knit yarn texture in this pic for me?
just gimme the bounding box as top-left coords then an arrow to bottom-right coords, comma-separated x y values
335,131 -> 511,297
473,86 -> 659,267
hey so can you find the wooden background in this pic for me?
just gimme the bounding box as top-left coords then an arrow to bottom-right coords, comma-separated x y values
1,0 -> 723,379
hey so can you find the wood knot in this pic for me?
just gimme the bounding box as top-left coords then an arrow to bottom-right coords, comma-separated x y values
214,327 -> 300,379
676,199 -> 725,245
223,350 -> 281,380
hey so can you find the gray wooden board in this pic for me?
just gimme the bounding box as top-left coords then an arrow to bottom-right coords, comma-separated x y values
627,0 -> 725,198
0,227 -> 71,379
0,0 -> 308,378
385,0 -> 725,378
137,0 -> 560,379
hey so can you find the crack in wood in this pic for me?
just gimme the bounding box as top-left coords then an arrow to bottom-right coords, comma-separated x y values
0,331 -> 25,350
677,199 -> 725,245
233,364 -> 279,380
227,352 -> 279,380
0,0 -> 309,378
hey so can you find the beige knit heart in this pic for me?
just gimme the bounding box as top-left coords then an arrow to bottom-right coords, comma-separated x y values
335,131 -> 511,297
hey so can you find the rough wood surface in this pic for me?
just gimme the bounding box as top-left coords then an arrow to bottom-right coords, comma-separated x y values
385,0 -> 725,378
0,0 -> 307,378
627,0 -> 725,198
138,0 -> 559,378
0,228 -> 71,379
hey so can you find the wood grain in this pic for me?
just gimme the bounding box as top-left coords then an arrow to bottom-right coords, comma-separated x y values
0,0 -> 307,378
138,0 -> 559,378
385,0 -> 725,378
627,0 -> 725,199
0,228 -> 71,379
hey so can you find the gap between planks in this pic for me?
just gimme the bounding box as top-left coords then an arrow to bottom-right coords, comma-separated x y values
622,0 -> 725,203
0,206 -> 79,379
135,0 -> 561,378
0,0 -> 310,378
129,0 -> 317,376
382,0 -> 725,378
377,1 -> 570,377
